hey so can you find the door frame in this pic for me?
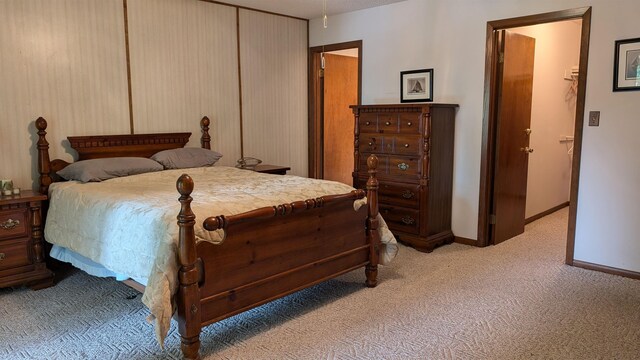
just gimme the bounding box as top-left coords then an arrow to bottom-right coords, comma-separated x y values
477,7 -> 591,266
308,40 -> 362,179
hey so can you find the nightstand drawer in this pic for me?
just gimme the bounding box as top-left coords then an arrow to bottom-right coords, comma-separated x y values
0,208 -> 29,241
0,239 -> 31,270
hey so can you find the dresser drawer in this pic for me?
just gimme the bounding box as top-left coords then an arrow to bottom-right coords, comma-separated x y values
0,208 -> 29,241
389,156 -> 421,178
379,204 -> 420,235
386,135 -> 421,155
0,239 -> 31,271
398,113 -> 422,134
358,113 -> 378,133
378,114 -> 398,132
353,180 -> 420,208
379,182 -> 421,207
359,134 -> 385,153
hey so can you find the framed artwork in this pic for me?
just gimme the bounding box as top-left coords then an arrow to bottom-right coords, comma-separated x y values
613,37 -> 640,92
401,69 -> 433,102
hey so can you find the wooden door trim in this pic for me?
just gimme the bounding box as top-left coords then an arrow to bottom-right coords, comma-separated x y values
477,7 -> 592,266
308,40 -> 362,179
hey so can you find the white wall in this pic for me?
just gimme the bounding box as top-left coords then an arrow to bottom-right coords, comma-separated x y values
510,21 -> 581,219
310,0 -> 640,272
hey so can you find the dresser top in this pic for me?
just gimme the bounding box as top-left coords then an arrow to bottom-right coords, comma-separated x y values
350,103 -> 459,110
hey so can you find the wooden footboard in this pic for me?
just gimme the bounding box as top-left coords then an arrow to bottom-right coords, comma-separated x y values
175,155 -> 380,360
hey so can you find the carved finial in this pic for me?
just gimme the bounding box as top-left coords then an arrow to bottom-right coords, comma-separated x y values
35,117 -> 48,131
367,154 -> 378,171
177,174 -> 194,196
200,116 -> 211,150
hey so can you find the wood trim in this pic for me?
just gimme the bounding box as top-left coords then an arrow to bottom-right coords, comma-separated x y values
454,236 -> 477,246
236,7 -> 244,158
525,201 -> 569,225
197,0 -> 309,21
122,0 -> 134,134
565,8 -> 592,266
122,279 -> 145,293
308,40 -> 363,179
477,7 -> 592,260
572,260 -> 640,281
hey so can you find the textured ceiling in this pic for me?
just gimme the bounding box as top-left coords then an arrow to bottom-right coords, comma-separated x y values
218,0 -> 407,19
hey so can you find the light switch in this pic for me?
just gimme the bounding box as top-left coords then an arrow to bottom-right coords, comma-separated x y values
589,111 -> 600,126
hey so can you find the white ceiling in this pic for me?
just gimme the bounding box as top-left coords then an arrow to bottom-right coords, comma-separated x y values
219,0 -> 407,20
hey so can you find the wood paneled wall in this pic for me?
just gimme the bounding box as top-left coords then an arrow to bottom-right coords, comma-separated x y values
0,0 -> 130,189
1,0 -> 308,188
127,0 -> 241,166
239,9 -> 308,176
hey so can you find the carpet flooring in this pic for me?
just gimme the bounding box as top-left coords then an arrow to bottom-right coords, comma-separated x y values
1,208 -> 639,359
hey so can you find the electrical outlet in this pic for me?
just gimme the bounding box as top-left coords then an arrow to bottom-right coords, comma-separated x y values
589,111 -> 600,126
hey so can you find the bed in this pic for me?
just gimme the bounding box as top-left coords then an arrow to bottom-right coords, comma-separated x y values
35,116 -> 396,359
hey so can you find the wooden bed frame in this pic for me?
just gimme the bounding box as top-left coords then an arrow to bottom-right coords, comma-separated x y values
35,116 -> 381,360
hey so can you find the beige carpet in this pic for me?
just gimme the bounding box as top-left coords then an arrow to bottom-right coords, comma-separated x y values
1,208 -> 639,359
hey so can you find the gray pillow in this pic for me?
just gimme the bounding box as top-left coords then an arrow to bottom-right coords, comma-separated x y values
57,157 -> 164,182
151,148 -> 223,169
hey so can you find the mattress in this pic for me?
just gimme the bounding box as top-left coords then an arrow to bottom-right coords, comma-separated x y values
45,166 -> 398,346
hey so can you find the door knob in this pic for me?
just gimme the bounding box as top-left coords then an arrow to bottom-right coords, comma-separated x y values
520,147 -> 534,153
524,128 -> 532,135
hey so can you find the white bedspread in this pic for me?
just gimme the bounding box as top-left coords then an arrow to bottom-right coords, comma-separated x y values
45,166 -> 397,346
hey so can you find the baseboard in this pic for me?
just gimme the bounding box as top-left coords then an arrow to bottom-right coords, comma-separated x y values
525,201 -> 570,225
572,260 -> 640,280
454,236 -> 477,246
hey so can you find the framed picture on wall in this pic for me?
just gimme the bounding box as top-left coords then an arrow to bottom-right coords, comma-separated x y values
401,69 -> 433,102
613,37 -> 640,92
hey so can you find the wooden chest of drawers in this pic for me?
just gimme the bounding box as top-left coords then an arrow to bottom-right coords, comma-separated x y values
0,191 -> 54,289
351,104 -> 457,252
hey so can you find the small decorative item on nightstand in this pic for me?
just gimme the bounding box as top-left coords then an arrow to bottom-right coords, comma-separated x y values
0,190 -> 54,289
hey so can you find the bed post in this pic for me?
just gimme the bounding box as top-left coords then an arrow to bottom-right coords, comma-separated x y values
35,117 -> 52,195
200,116 -> 211,150
176,174 -> 202,360
365,154 -> 380,288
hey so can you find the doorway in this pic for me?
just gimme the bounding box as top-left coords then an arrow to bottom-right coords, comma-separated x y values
308,40 -> 362,181
477,7 -> 592,265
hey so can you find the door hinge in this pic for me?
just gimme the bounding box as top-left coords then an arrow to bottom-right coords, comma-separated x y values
318,69 -> 324,78
498,52 -> 504,64
490,214 -> 496,225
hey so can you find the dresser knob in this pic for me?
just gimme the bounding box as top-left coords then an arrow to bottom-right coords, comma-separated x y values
401,216 -> 415,225
404,144 -> 410,148
0,219 -> 19,230
365,121 -> 370,126
368,142 -> 373,146
0,253 -> 5,261
397,163 -> 409,171
402,190 -> 415,199
385,121 -> 391,126
407,122 -> 412,126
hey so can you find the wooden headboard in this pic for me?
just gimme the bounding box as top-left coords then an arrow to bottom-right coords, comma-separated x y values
35,116 -> 212,194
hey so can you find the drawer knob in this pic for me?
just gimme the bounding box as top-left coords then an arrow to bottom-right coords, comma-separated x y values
398,162 -> 409,171
401,216 -> 415,225
402,190 -> 415,199
0,218 -> 20,230
404,143 -> 410,148
385,121 -> 391,126
407,122 -> 412,126
365,121 -> 371,126
0,253 -> 4,261
368,142 -> 373,146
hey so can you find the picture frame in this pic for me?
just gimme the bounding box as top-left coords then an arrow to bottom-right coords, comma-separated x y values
613,37 -> 640,92
401,69 -> 433,102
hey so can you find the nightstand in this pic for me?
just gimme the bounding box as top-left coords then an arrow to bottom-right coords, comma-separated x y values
0,191 -> 54,290
254,165 -> 291,175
